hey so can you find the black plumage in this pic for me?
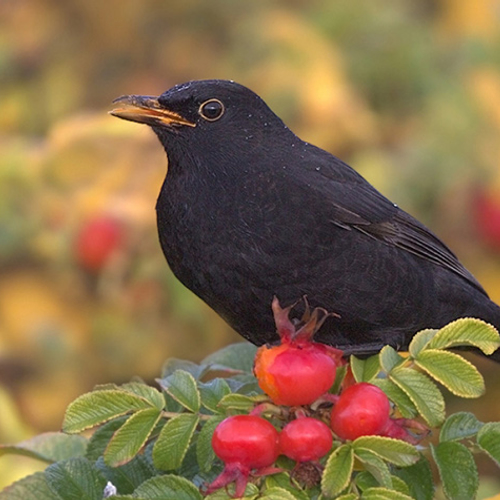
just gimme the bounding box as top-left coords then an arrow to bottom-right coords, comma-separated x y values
111,79 -> 500,360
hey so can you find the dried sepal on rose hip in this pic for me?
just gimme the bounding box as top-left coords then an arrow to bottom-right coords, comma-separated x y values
330,382 -> 428,443
204,415 -> 280,497
254,297 -> 343,406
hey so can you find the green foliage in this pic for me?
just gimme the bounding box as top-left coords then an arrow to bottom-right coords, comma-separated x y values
1,319 -> 500,499
45,457 -> 107,500
350,355 -> 380,383
152,414 -> 199,471
322,444 -> 354,497
0,433 -> 87,464
390,367 -> 445,427
104,408 -> 162,467
352,437 -> 419,467
477,422 -> 500,467
63,391 -> 158,433
439,412 -> 483,442
431,442 -> 478,500
394,457 -> 433,500
159,370 -> 201,413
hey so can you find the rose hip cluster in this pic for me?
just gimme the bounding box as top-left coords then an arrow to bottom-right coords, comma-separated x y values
205,299 -> 425,496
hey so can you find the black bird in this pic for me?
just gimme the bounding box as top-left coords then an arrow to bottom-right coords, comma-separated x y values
111,79 -> 500,361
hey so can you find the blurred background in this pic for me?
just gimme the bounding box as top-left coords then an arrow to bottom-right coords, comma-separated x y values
1,0 -> 500,494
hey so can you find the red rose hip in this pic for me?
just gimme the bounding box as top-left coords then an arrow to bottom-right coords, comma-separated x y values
255,344 -> 337,406
280,417 -> 333,462
206,415 -> 280,497
212,415 -> 279,469
254,298 -> 341,406
330,382 -> 391,440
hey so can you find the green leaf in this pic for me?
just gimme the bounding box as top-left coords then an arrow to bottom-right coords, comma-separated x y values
356,470 -> 378,491
439,412 -> 483,442
431,442 -> 478,500
63,390 -> 154,433
389,367 -> 445,427
199,378 -> 231,413
335,495 -> 359,500
0,432 -> 87,463
201,342 -> 257,373
85,416 -> 129,461
204,482 -> 259,499
428,318 -> 500,354
132,474 -> 202,500
152,413 -> 199,470
361,487 -> 414,500
0,472 -> 56,500
159,370 -> 201,412
95,455 -> 156,495
120,383 -> 165,411
414,349 -> 484,398
177,438 -> 203,480
331,363 -> 348,394
477,422 -> 500,467
379,346 -> 405,373
350,355 -> 380,383
321,444 -> 354,497
196,415 -> 225,472
353,436 -> 419,467
355,448 -> 392,488
45,457 -> 106,500
264,473 -> 309,500
371,378 -> 417,419
408,329 -> 437,358
394,456 -> 433,500
161,358 -> 206,380
390,476 -> 411,496
106,496 -> 141,500
104,407 -> 161,466
217,393 -> 258,412
259,487 -> 300,500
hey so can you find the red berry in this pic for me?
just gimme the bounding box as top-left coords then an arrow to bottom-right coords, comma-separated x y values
212,415 -> 279,470
75,216 -> 123,272
280,417 -> 333,462
253,298 -> 341,406
473,190 -> 500,252
254,343 -> 337,406
330,382 -> 390,440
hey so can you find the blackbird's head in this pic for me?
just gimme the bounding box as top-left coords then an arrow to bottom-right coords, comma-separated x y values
110,80 -> 291,163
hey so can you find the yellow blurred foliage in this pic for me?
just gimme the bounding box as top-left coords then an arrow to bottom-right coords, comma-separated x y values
470,68 -> 500,132
43,114 -> 165,222
0,387 -> 42,491
438,0 -> 500,39
247,8 -> 378,151
0,271 -> 87,351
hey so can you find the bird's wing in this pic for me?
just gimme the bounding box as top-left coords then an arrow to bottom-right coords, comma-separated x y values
293,149 -> 486,294
360,212 -> 485,294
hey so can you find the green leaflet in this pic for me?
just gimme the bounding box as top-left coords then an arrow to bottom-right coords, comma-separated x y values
321,444 -> 354,498
152,413 -> 199,471
431,442 -> 478,500
389,367 -> 445,427
104,407 -> 162,467
414,349 -> 484,398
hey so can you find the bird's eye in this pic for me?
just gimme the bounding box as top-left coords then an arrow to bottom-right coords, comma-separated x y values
199,99 -> 225,121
